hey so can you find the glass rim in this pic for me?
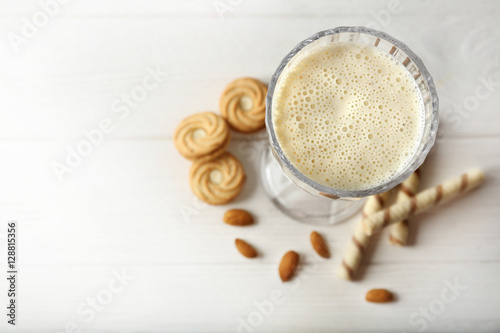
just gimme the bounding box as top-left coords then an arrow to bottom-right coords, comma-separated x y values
265,26 -> 439,198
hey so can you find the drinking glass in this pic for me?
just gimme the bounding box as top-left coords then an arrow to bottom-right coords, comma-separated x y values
261,26 -> 439,225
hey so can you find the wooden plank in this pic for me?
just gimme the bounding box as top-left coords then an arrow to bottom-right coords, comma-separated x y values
5,263 -> 500,332
0,137 -> 498,269
1,16 -> 500,140
0,0 -> 499,17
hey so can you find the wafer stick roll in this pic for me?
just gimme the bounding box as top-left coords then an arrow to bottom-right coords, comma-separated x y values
363,169 -> 485,236
389,170 -> 420,246
337,191 -> 390,281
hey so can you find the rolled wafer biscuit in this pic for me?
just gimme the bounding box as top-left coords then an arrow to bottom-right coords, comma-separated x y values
389,170 -> 420,246
337,191 -> 390,281
363,169 -> 485,236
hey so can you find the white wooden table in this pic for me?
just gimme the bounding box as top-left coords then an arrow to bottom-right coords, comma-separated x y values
1,1 -> 500,332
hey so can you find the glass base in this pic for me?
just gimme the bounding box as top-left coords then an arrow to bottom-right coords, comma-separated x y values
260,147 -> 365,226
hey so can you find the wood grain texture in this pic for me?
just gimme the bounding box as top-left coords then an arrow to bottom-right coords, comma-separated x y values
0,1 -> 499,332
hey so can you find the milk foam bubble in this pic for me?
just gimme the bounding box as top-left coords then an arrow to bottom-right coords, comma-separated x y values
272,41 -> 424,190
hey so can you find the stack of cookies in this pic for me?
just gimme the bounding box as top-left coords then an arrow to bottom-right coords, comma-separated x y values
174,77 -> 268,205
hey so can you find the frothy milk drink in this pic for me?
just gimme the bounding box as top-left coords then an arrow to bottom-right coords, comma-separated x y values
272,42 -> 424,191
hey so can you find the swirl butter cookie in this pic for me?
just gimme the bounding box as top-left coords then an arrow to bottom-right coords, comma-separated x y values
189,152 -> 246,205
174,112 -> 230,162
220,77 -> 267,133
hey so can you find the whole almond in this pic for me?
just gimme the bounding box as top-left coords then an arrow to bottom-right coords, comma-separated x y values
365,289 -> 394,303
279,251 -> 299,282
224,209 -> 254,226
310,231 -> 330,258
235,239 -> 257,258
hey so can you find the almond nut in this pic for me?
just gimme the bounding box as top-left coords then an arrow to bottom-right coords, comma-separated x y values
223,209 -> 254,226
279,251 -> 299,282
310,231 -> 330,258
365,289 -> 394,303
235,239 -> 257,258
